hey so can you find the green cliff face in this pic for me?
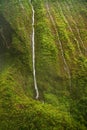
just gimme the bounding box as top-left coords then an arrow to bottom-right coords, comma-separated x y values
0,0 -> 87,129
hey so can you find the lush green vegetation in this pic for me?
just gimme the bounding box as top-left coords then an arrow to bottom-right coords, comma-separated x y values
0,0 -> 87,129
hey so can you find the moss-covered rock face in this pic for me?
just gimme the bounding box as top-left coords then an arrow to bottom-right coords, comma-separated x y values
0,0 -> 87,129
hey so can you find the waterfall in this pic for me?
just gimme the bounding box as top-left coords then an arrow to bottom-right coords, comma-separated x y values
30,0 -> 39,99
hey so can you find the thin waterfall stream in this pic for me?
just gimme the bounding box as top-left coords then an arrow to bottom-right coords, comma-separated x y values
30,0 -> 39,99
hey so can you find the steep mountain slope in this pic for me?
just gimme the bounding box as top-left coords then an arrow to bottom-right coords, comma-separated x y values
0,0 -> 87,129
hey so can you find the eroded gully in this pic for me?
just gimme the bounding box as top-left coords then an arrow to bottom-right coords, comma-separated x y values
46,3 -> 71,88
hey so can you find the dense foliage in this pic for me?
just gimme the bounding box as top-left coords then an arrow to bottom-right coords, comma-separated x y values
0,0 -> 87,129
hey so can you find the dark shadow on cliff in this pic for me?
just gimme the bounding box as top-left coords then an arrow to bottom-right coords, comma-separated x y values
0,13 -> 31,73
0,13 -> 24,54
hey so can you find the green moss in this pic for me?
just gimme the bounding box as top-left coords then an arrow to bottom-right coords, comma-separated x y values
0,0 -> 87,129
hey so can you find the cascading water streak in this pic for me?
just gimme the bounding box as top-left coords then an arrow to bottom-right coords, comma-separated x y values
30,0 -> 39,99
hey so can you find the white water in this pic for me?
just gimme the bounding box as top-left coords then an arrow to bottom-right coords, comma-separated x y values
46,3 -> 71,87
30,0 -> 39,99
